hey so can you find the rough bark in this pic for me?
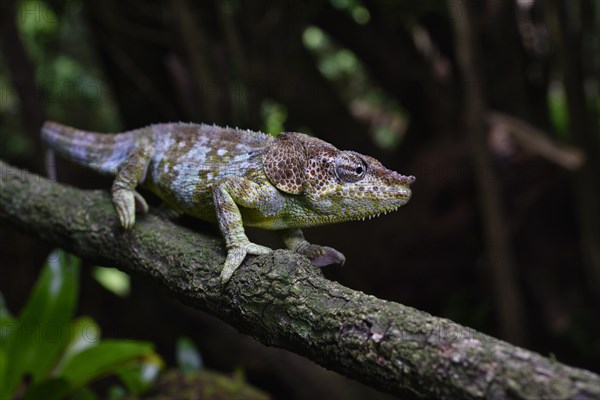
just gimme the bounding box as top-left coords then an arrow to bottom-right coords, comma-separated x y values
0,160 -> 598,400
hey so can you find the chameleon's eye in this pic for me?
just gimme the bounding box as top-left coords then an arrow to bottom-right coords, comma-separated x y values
335,153 -> 367,183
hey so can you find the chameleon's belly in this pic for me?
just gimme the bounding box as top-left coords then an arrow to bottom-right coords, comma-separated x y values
236,207 -> 291,230
142,177 -> 217,221
143,169 -> 296,230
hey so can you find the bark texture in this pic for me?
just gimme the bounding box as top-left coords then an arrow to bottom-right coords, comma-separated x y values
0,160 -> 598,400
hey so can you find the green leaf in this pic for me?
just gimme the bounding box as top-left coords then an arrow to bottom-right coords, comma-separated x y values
54,316 -> 101,372
59,340 -> 156,391
176,336 -> 203,373
1,250 -> 80,399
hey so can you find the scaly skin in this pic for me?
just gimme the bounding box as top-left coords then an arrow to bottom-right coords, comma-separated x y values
42,121 -> 415,283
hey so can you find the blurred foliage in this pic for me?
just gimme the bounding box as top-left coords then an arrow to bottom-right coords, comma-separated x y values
92,267 -> 131,298
302,25 -> 408,149
176,336 -> 204,374
0,0 -> 121,162
0,251 -> 272,399
0,250 -> 162,399
331,0 -> 371,25
547,81 -> 568,138
260,99 -> 288,136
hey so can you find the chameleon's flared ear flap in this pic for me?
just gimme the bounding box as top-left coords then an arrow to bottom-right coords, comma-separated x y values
263,133 -> 306,194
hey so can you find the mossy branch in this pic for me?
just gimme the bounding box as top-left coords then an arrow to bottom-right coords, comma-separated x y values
0,160 -> 598,400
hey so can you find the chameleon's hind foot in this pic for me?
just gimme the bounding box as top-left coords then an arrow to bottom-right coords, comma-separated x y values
112,189 -> 148,229
220,241 -> 272,284
281,228 -> 345,267
295,243 -> 346,267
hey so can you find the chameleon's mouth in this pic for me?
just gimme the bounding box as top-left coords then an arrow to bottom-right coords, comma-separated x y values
360,205 -> 405,221
360,201 -> 411,221
299,173 -> 414,227
340,184 -> 412,222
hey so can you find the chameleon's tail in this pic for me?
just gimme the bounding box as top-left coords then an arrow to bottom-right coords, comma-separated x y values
41,121 -> 136,175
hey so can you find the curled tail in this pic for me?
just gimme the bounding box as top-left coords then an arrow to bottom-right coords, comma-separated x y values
41,121 -> 137,175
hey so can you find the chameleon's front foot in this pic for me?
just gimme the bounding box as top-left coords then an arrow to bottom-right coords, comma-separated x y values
220,241 -> 272,284
112,189 -> 149,229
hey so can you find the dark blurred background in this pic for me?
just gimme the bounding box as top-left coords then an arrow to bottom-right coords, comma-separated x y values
1,0 -> 599,398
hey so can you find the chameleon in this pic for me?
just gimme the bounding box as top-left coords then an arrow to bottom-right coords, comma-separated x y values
42,121 -> 415,283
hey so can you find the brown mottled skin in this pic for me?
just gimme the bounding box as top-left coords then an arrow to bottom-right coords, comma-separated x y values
42,121 -> 415,283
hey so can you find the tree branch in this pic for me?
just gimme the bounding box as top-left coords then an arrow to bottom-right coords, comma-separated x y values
487,111 -> 585,170
0,160 -> 598,400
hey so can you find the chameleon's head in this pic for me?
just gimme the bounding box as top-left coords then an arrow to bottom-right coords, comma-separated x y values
264,132 -> 415,225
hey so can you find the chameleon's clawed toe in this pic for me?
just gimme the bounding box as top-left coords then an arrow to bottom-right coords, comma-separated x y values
220,242 -> 273,284
245,243 -> 272,256
309,247 -> 346,267
220,246 -> 247,284
112,189 -> 136,229
133,191 -> 149,214
119,208 -> 135,229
